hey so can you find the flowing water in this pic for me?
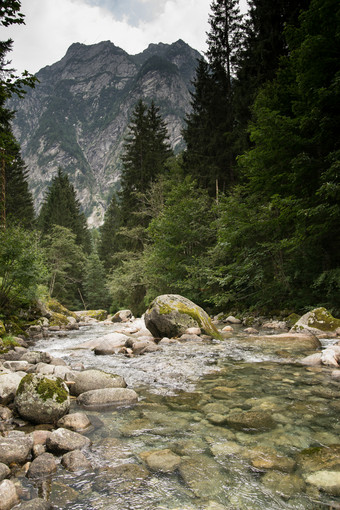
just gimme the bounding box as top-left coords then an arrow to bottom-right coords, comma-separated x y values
28,323 -> 340,509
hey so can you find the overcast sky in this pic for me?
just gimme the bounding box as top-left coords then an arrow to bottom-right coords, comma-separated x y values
2,0 -> 248,75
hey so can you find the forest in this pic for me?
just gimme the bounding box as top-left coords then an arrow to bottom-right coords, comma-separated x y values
0,0 -> 339,323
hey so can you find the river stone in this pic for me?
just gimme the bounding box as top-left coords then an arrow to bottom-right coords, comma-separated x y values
299,353 -> 322,366
140,449 -> 181,472
262,471 -> 306,499
0,372 -> 24,405
77,388 -> 138,409
224,316 -> 241,324
13,498 -> 53,509
76,332 -> 128,352
0,434 -> 33,465
95,463 -> 149,493
246,446 -> 296,472
245,333 -> 320,351
70,369 -> 126,396
27,453 -> 57,479
224,410 -> 277,432
291,307 -> 340,334
57,412 -> 92,431
179,454 -> 226,498
304,470 -> 340,496
296,444 -> 340,473
0,479 -> 19,510
61,450 -> 92,472
20,351 -> 52,364
112,309 -> 133,322
144,294 -> 222,340
14,374 -> 70,424
3,361 -> 29,372
47,428 -> 91,453
0,463 -> 10,481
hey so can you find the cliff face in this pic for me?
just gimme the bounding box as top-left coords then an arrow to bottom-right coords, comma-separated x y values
10,39 -> 200,226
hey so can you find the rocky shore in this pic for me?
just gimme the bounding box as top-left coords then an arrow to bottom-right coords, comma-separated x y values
0,295 -> 340,508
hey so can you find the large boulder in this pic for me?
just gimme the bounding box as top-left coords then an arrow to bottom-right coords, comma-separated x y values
75,332 -> 129,352
70,369 -> 126,396
14,374 -> 70,424
144,294 -> 222,340
291,307 -> 340,335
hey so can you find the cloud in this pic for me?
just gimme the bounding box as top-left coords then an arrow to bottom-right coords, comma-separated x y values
4,0 -> 247,75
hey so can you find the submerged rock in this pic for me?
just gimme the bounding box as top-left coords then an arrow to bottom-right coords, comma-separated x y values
224,410 -> 277,432
139,449 -> 181,472
77,387 -> 138,409
243,333 -> 320,352
14,374 -> 70,424
70,369 -> 126,396
61,450 -> 92,472
144,294 -> 222,340
304,470 -> 340,496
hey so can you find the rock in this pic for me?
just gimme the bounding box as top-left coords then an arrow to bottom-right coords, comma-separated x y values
179,334 -> 203,342
304,470 -> 340,496
262,321 -> 287,330
0,433 -> 33,465
291,307 -> 340,334
47,428 -> 91,453
26,453 -> 57,479
20,352 -> 52,365
222,325 -> 233,332
57,412 -> 92,431
0,479 -> 19,510
140,449 -> 181,472
0,406 -> 12,421
70,369 -> 126,396
14,374 -> 70,424
179,454 -> 226,499
296,444 -> 340,473
244,327 -> 259,334
224,316 -> 241,324
185,327 -> 201,335
299,353 -> 322,366
262,471 -> 305,499
144,294 -> 222,340
331,370 -> 340,381
2,361 -> 29,372
243,333 -> 320,352
130,340 -> 159,355
61,450 -> 92,472
95,463 -> 149,493
74,310 -> 107,321
13,498 -> 52,509
210,441 -> 242,457
32,430 -> 51,446
246,447 -> 296,472
77,388 -> 138,409
224,410 -> 277,432
321,346 -> 340,367
0,463 -> 10,481
76,332 -> 129,353
0,372 -> 24,405
112,310 -> 133,322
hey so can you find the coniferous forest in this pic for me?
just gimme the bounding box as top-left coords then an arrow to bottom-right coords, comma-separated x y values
0,0 -> 339,323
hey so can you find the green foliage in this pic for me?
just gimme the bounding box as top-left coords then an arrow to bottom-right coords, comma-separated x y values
42,225 -> 86,309
0,225 -> 46,312
83,251 -> 110,309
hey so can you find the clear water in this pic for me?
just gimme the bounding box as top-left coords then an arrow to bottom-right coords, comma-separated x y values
29,323 -> 340,509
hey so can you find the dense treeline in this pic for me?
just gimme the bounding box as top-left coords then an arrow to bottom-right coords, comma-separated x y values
1,0 -> 339,321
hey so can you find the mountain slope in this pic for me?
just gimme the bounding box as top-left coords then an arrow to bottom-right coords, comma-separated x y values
10,40 -> 200,226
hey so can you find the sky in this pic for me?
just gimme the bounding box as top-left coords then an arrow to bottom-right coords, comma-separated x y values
2,0 -> 248,75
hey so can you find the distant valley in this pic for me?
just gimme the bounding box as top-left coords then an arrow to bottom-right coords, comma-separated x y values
10,39 -> 200,226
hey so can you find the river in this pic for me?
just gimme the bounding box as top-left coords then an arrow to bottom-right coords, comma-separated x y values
28,322 -> 340,509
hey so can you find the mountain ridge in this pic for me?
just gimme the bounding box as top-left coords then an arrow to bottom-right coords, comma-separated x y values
10,39 -> 201,226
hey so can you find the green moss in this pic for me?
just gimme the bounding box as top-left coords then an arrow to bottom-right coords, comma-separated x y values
80,310 -> 107,320
307,307 -> 340,332
47,298 -> 77,319
16,374 -> 68,404
36,377 -> 69,404
286,313 -> 300,328
0,320 -> 5,337
49,312 -> 70,327
2,335 -> 20,347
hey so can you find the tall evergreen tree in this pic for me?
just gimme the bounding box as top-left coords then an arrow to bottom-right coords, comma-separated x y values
98,193 -> 122,271
38,168 -> 91,252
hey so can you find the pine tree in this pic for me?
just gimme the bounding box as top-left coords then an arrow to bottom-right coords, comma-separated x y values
83,251 -> 110,309
38,168 -> 91,252
98,193 -> 122,271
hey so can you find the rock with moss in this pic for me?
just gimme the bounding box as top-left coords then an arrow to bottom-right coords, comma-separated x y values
46,298 -> 77,320
291,307 -> 340,335
76,310 -> 107,321
14,374 -> 70,424
144,294 -> 222,340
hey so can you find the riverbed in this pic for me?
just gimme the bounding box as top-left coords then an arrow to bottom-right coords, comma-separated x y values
30,322 -> 340,509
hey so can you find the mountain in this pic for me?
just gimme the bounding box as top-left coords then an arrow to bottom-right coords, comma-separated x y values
10,39 -> 201,226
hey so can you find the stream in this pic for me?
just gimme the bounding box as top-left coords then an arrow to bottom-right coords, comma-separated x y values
28,322 -> 340,509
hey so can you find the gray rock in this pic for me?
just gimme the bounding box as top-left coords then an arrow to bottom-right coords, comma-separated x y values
77,387 -> 138,409
0,479 -> 19,510
95,463 -> 149,493
130,340 -> 159,355
20,352 -> 52,365
57,412 -> 92,431
144,294 -> 222,340
0,372 -> 24,405
112,310 -> 133,322
140,449 -> 181,472
61,450 -> 92,472
47,428 -> 91,453
224,410 -> 277,432
26,453 -> 57,479
299,353 -> 322,366
14,374 -> 70,424
13,498 -> 53,510
70,369 -> 126,396
2,361 -> 29,372
304,470 -> 340,496
0,433 -> 33,465
179,454 -> 226,499
0,463 -> 10,481
224,316 -> 242,324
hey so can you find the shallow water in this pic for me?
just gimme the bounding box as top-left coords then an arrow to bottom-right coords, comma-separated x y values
31,323 -> 340,509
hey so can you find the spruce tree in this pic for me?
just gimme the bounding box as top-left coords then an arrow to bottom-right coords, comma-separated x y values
38,168 -> 91,252
98,193 -> 122,271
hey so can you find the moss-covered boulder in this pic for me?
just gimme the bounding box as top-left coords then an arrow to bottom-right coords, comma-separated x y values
76,310 -> 107,321
47,298 -> 77,320
144,294 -> 222,340
291,308 -> 340,334
15,374 -> 70,424
49,312 -> 70,327
0,320 -> 5,338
